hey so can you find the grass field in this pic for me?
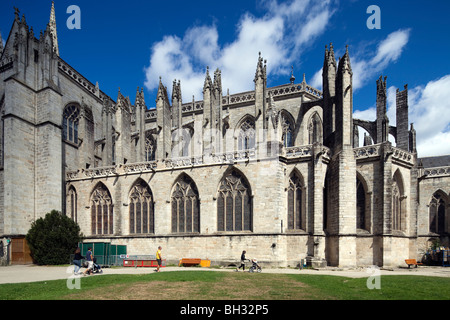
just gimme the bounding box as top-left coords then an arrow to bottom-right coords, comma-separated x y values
0,271 -> 449,300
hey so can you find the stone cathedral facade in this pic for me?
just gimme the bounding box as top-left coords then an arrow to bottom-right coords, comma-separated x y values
0,3 -> 449,267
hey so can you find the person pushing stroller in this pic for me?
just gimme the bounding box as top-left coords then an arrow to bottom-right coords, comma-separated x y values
235,250 -> 249,272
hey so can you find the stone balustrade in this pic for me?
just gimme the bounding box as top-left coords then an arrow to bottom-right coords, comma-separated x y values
421,166 -> 450,178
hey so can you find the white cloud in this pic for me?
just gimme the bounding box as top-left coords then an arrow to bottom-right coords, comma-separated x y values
310,68 -> 323,89
144,0 -> 336,100
352,29 -> 411,90
353,106 -> 376,122
311,29 -> 411,91
406,75 -> 450,157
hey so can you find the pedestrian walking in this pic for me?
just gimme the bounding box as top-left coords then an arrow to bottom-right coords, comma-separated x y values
83,247 -> 94,276
156,246 -> 162,272
236,250 -> 248,271
73,247 -> 84,275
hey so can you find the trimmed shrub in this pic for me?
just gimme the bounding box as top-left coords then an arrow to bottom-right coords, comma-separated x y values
26,210 -> 82,265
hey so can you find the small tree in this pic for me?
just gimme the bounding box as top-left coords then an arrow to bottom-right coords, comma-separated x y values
26,210 -> 83,265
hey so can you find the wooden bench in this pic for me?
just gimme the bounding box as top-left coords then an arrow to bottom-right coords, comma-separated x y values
405,259 -> 423,268
179,258 -> 202,267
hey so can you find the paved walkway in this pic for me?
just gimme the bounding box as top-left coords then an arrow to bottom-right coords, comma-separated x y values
0,264 -> 449,284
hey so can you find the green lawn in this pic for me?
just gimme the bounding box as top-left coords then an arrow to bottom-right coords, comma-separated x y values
0,271 -> 449,300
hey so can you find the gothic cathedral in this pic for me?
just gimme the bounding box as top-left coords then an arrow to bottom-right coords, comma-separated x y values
0,3 -> 448,267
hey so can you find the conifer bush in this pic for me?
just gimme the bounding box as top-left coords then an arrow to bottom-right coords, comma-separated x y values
26,210 -> 83,265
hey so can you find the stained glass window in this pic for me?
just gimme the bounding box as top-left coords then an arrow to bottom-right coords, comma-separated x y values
129,180 -> 154,234
171,175 -> 200,233
63,105 -> 80,144
217,169 -> 252,232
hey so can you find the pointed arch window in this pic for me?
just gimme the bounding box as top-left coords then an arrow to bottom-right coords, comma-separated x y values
129,180 -> 154,234
392,172 -> 406,232
287,172 -> 304,230
356,177 -> 366,230
145,134 -> 156,162
67,186 -> 78,223
308,112 -> 322,144
171,175 -> 200,233
392,183 -> 401,231
112,133 -> 116,164
238,118 -> 255,151
217,169 -> 252,232
91,183 -> 113,235
429,192 -> 446,234
63,104 -> 80,144
281,113 -> 294,147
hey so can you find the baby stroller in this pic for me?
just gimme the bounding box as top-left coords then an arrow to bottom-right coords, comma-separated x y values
91,257 -> 103,274
83,258 -> 103,274
249,259 -> 262,273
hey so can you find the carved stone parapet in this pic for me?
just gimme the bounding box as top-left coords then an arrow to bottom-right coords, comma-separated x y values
283,145 -> 313,158
144,109 -> 157,121
180,101 -> 204,114
422,166 -> 450,178
164,156 -> 204,168
211,149 -> 256,164
353,144 -> 380,159
391,146 -> 415,165
268,83 -> 323,100
123,161 -> 157,173
82,165 -> 116,178
66,170 -> 79,180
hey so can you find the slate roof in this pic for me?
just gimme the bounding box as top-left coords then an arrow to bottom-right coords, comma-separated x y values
418,155 -> 450,168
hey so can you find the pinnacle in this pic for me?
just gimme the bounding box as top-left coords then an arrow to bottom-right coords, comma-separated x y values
48,1 -> 59,55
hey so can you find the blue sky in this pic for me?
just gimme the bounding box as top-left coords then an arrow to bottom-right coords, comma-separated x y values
1,0 -> 450,156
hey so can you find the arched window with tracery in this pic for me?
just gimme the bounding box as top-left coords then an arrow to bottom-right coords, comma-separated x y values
238,118 -> 255,151
129,180 -> 154,234
392,171 -> 406,232
171,174 -> 200,233
91,183 -> 113,235
217,169 -> 252,232
429,192 -> 446,234
392,183 -> 401,231
145,134 -> 156,161
287,172 -> 304,230
67,186 -> 77,223
281,113 -> 294,147
63,104 -> 80,144
356,177 -> 366,230
308,112 -> 322,144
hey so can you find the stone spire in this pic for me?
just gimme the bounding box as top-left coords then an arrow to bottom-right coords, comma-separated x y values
254,52 -> 267,84
322,43 -> 337,144
338,45 -> 352,75
376,75 -> 388,144
213,68 -> 222,93
203,66 -> 212,93
48,1 -> 59,56
326,43 -> 336,65
290,66 -> 295,84
156,77 -> 169,104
